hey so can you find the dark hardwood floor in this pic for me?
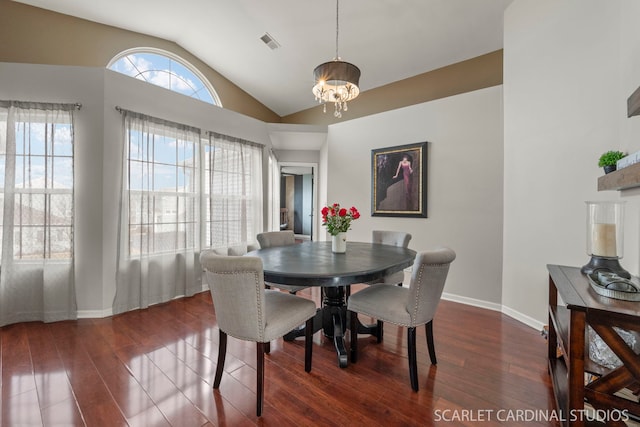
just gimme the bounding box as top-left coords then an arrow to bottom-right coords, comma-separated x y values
0,285 -> 558,426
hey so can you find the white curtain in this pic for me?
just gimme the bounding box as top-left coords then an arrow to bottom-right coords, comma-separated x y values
268,150 -> 281,231
113,110 -> 201,314
204,132 -> 263,250
0,101 -> 76,327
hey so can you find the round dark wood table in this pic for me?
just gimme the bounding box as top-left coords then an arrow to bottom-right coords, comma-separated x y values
248,241 -> 416,367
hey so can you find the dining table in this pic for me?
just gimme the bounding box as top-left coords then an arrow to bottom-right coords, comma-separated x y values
247,240 -> 416,368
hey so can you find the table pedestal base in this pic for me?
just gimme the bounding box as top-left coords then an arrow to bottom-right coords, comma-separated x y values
283,286 -> 378,368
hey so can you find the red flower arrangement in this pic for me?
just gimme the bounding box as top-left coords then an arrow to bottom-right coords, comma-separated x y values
321,203 -> 360,236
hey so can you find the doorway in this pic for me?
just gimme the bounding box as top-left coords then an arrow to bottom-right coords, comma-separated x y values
280,164 -> 316,241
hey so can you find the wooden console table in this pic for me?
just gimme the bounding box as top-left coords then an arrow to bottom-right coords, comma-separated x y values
547,265 -> 640,426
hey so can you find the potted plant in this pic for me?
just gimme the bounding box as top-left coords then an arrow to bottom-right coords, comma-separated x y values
321,203 -> 360,253
598,150 -> 626,174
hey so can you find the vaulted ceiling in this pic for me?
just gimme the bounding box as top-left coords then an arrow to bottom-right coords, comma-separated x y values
14,0 -> 513,116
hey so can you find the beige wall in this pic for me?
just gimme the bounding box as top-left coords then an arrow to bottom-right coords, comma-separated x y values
503,0 -> 640,326
326,86 -> 504,306
0,0 -> 281,123
282,50 -> 503,125
0,0 -> 502,125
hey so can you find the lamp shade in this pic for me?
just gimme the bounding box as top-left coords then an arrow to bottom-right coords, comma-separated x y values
312,60 -> 361,111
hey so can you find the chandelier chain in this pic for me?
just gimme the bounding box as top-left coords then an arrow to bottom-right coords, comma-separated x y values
311,0 -> 360,118
335,0 -> 340,59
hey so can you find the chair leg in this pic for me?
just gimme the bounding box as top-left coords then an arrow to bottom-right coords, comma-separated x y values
305,317 -> 313,372
256,342 -> 265,417
407,327 -> 418,392
350,311 -> 358,363
213,330 -> 227,389
425,320 -> 437,365
376,320 -> 384,343
265,341 -> 270,354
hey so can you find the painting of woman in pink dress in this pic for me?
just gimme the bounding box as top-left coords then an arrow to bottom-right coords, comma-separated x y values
392,153 -> 414,207
371,142 -> 427,217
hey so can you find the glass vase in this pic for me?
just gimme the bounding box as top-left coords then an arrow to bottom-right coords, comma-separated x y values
581,201 -> 629,278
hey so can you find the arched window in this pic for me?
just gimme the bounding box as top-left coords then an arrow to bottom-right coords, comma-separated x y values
107,48 -> 221,106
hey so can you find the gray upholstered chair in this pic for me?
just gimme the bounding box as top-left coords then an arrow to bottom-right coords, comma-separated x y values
348,247 -> 456,391
227,243 -> 259,256
256,231 -> 309,294
372,230 -> 412,286
200,252 -> 316,416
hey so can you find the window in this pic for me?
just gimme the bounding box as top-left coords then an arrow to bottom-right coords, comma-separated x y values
0,104 -> 74,260
108,48 -> 221,106
115,108 -> 262,314
124,113 -> 199,256
204,134 -> 262,249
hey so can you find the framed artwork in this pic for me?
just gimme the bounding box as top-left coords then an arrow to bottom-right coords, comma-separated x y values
371,142 -> 427,218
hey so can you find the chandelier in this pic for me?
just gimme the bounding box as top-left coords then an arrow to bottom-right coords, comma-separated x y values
312,0 -> 361,118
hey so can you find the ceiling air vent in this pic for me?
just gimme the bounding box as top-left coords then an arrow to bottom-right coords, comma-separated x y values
260,33 -> 281,50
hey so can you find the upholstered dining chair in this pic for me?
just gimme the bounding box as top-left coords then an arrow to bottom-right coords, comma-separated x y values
200,252 -> 316,416
227,243 -> 259,256
372,230 -> 412,286
348,247 -> 456,391
256,231 -> 309,294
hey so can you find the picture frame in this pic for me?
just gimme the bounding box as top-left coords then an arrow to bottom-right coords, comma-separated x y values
371,142 -> 427,218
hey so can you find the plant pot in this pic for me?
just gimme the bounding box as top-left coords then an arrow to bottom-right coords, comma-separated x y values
331,232 -> 347,253
603,164 -> 617,174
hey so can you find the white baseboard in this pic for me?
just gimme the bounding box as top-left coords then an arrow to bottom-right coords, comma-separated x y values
76,288 -> 545,333
77,308 -> 114,319
442,292 -> 545,332
501,305 -> 545,331
442,292 -> 502,312
76,287 -> 209,320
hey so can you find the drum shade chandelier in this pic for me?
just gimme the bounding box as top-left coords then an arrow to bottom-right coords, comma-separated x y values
312,0 -> 361,118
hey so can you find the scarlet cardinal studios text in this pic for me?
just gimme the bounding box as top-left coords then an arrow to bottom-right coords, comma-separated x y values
433,408 -> 629,423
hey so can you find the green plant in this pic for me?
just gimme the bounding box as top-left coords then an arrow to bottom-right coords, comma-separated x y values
598,150 -> 626,167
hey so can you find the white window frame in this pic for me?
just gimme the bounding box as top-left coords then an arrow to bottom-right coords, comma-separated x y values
0,110 -> 74,261
107,47 -> 222,107
124,119 -> 199,257
203,135 -> 262,250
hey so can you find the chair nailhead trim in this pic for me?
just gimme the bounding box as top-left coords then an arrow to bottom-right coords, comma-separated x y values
212,270 -> 265,341
410,263 -> 449,326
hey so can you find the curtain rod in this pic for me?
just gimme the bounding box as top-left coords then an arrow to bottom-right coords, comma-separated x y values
0,100 -> 82,110
115,106 -> 263,148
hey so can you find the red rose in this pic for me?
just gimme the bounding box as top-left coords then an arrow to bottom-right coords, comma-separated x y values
321,207 -> 329,216
353,211 -> 360,219
338,208 -> 347,217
